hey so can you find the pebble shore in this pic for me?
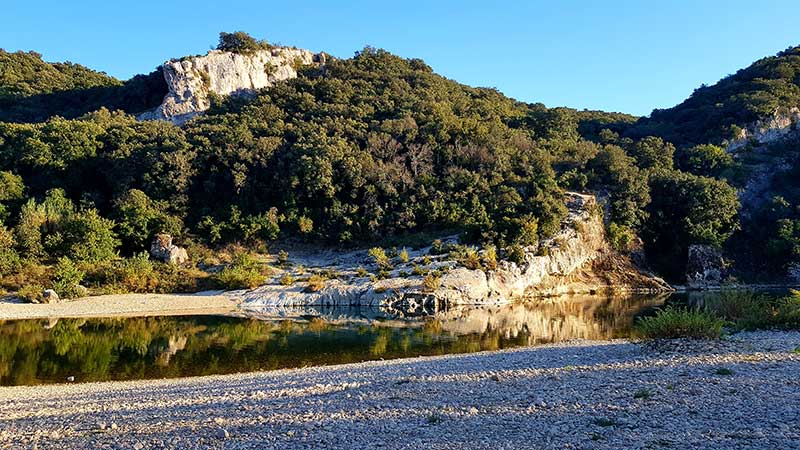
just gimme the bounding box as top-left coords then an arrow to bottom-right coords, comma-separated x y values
1,331 -> 799,449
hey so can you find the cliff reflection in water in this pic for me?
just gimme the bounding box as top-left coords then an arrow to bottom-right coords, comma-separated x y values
435,294 -> 668,343
0,294 -> 667,386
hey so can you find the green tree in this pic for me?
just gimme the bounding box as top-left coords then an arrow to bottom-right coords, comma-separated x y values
644,170 -> 740,279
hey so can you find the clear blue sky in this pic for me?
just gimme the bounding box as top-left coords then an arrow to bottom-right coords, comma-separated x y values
3,0 -> 799,116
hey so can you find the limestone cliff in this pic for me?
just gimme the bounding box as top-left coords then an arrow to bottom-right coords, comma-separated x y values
139,47 -> 325,125
237,193 -> 670,312
726,107 -> 800,152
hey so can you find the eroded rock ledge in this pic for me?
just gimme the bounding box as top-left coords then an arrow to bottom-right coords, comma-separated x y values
139,47 -> 325,124
237,193 -> 671,312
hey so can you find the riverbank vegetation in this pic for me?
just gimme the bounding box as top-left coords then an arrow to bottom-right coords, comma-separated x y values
635,290 -> 800,339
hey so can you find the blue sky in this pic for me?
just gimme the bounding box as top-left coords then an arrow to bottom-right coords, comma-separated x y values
3,0 -> 799,116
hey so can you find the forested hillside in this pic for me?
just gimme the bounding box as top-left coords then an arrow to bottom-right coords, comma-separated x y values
0,50 -> 166,122
3,33 -> 796,298
631,45 -> 800,146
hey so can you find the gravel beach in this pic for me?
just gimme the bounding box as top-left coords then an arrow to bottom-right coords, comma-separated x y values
1,331 -> 798,449
0,292 -> 237,320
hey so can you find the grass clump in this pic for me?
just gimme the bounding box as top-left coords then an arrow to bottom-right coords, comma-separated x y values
305,274 -> 326,292
702,290 -> 800,330
633,388 -> 651,399
356,266 -> 368,278
279,273 -> 295,286
634,306 -> 726,340
592,417 -> 619,427
398,248 -> 409,263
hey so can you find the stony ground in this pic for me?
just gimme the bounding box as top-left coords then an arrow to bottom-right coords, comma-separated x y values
1,332 -> 799,450
0,292 -> 236,320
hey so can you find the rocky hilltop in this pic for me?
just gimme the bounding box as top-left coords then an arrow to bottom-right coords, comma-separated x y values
238,193 -> 670,313
139,47 -> 325,124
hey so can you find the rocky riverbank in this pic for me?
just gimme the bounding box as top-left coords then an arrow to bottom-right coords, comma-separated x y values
1,331 -> 798,449
236,193 -> 670,313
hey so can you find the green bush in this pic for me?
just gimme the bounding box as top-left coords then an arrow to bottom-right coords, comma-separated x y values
217,31 -> 272,54
112,252 -> 157,292
215,253 -> 265,290
50,257 -> 85,298
368,247 -> 393,270
634,306 -> 727,340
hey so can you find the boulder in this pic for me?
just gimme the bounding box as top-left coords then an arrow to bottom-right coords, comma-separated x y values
150,234 -> 189,264
42,289 -> 60,303
686,244 -> 727,288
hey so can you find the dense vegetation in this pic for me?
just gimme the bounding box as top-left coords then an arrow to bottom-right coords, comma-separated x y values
3,32 -> 797,298
0,50 -> 166,123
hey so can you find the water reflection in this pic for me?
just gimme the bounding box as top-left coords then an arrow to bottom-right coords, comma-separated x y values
0,294 -> 669,386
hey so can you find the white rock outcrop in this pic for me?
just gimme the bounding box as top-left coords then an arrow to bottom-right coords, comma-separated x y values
727,107 -> 800,151
139,47 -> 324,125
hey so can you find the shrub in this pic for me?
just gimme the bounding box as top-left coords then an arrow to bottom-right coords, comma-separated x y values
422,273 -> 441,292
356,266 -> 368,277
297,216 -> 314,234
482,245 -> 498,271
399,248 -> 410,263
277,250 -> 289,266
0,226 -> 21,275
61,209 -> 119,264
505,244 -> 526,266
305,274 -> 326,292
279,273 -> 295,286
450,245 -> 481,270
217,31 -> 271,54
430,239 -> 444,255
607,222 -> 635,253
51,257 -> 85,298
215,253 -> 264,290
368,247 -> 393,270
412,264 -> 427,276
17,284 -> 43,303
113,252 -> 157,292
634,306 -> 727,340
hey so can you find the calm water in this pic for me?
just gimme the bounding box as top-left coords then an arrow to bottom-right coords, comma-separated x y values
0,292 -> 714,386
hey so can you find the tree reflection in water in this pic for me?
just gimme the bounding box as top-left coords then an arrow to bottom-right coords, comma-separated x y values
0,294 -> 669,386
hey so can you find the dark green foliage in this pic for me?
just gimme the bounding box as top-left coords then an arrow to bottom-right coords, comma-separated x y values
675,144 -> 737,179
114,189 -> 183,252
0,50 -> 166,123
643,171 -> 739,279
217,32 -> 272,54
